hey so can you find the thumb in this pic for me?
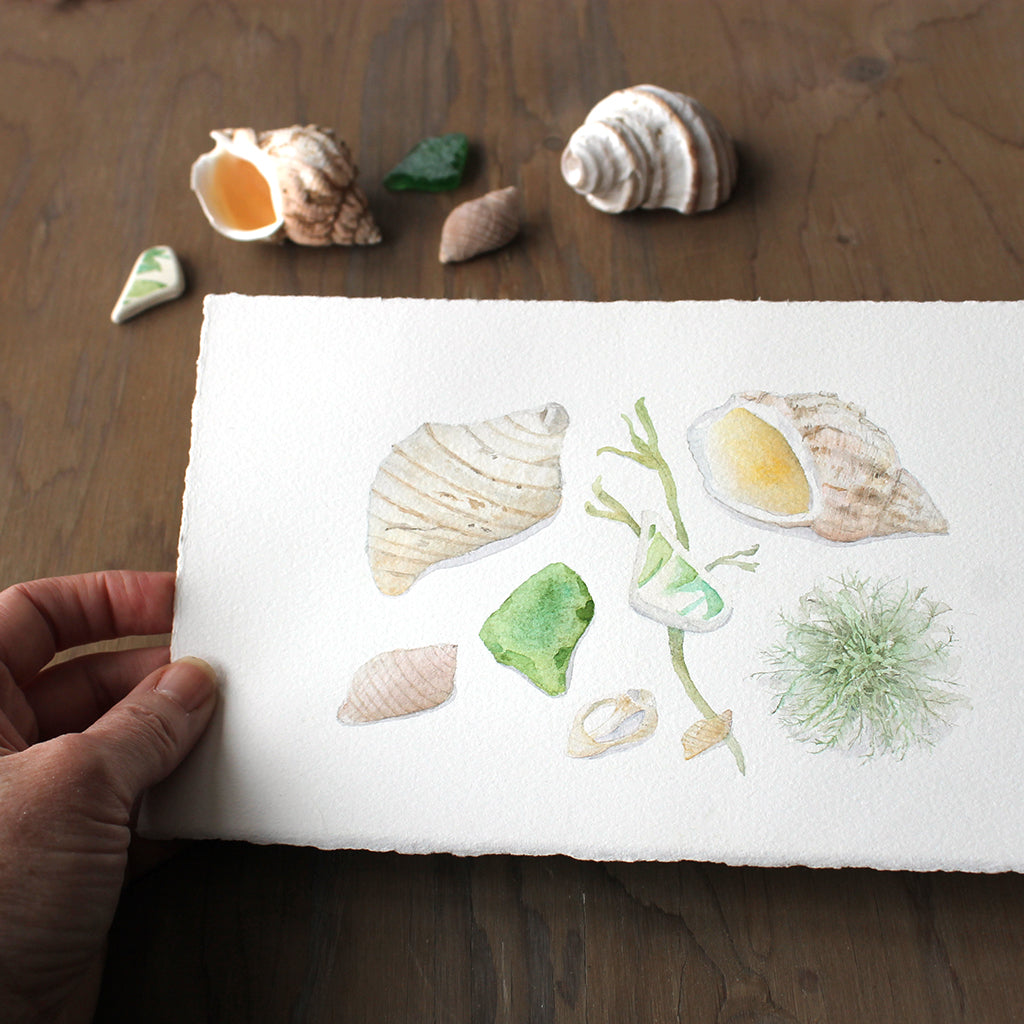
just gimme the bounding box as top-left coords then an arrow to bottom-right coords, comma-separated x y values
84,656 -> 218,810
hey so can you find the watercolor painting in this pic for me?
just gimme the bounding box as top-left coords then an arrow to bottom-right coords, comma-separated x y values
687,391 -> 948,543
150,295 -> 1024,869
337,644 -> 458,724
585,398 -> 758,772
366,403 -> 569,595
479,561 -> 595,696
760,574 -> 966,759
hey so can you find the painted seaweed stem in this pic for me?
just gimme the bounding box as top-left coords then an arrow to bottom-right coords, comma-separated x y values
586,399 -> 758,774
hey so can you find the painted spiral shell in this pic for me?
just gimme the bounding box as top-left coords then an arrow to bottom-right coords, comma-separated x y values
367,403 -> 569,595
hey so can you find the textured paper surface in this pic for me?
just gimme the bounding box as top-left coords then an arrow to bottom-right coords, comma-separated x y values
141,296 -> 1024,871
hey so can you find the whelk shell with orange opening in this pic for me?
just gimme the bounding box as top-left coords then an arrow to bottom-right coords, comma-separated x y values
190,125 -> 381,245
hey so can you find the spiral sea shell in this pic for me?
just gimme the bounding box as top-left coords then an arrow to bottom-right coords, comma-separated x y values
687,392 -> 948,543
561,85 -> 737,215
337,644 -> 457,724
439,186 -> 521,263
367,403 -> 569,595
190,125 -> 381,245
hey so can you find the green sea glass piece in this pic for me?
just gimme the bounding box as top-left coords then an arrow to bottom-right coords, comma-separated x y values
479,562 -> 595,696
384,132 -> 469,191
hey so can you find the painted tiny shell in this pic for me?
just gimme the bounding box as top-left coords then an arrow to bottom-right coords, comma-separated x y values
338,644 -> 457,723
568,689 -> 658,758
561,85 -> 737,214
687,392 -> 948,543
439,186 -> 521,263
190,125 -> 381,245
682,709 -> 733,760
368,403 -> 569,595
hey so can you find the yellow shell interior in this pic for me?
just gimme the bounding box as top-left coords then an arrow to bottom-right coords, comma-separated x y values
705,408 -> 811,516
208,151 -> 277,231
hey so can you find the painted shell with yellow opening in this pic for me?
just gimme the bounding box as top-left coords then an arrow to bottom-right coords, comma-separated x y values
190,125 -> 381,245
687,391 -> 948,543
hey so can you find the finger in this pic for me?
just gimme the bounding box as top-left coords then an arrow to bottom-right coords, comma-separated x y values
25,645 -> 171,739
0,571 -> 175,687
0,665 -> 36,746
84,657 -> 218,810
0,706 -> 30,753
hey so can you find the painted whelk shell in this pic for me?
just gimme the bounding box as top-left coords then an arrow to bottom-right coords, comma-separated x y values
568,689 -> 658,758
368,403 -> 569,595
338,644 -> 457,723
439,186 -> 521,263
190,125 -> 381,245
682,709 -> 733,760
561,85 -> 737,215
687,391 -> 948,543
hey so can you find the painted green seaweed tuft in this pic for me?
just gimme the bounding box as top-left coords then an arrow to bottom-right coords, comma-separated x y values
762,574 -> 966,759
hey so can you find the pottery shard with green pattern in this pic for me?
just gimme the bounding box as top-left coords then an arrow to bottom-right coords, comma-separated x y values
628,512 -> 731,632
479,562 -> 595,696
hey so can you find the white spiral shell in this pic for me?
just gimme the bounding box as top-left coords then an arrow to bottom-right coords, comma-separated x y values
561,85 -> 738,214
367,403 -> 569,595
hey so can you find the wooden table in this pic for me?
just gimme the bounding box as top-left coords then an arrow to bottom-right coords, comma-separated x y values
3,2 -> 1023,1020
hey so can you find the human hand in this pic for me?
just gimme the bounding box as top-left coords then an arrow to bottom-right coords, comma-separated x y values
0,570 -> 217,1024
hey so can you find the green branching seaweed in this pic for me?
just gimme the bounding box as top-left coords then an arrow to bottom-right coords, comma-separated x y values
586,398 -> 756,774
762,574 -> 966,759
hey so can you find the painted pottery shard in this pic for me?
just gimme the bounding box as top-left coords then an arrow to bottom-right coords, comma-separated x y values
687,392 -> 948,543
337,644 -> 457,724
384,132 -> 469,191
629,512 -> 731,631
479,562 -> 594,696
110,246 -> 185,323
567,689 -> 658,758
682,709 -> 733,760
438,186 -> 521,263
367,403 -> 569,595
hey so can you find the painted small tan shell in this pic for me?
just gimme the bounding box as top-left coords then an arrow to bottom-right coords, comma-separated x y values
682,709 -> 733,760
190,125 -> 381,245
687,392 -> 948,543
368,403 -> 569,595
561,85 -> 737,214
568,689 -> 658,758
439,186 -> 520,263
338,644 -> 457,723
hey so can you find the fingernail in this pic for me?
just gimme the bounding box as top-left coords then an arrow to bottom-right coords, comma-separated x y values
154,657 -> 217,713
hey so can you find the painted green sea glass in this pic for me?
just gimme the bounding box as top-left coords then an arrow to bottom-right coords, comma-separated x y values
479,562 -> 594,696
384,132 -> 469,191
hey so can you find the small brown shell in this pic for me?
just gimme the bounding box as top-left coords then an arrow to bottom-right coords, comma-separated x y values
439,186 -> 520,263
682,709 -> 733,760
338,644 -> 457,723
567,689 -> 658,758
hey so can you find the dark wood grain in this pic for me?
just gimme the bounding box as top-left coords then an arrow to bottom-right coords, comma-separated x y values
1,1 -> 1023,1021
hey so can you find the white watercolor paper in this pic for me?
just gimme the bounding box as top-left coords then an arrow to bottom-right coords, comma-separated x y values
140,296 -> 1024,872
